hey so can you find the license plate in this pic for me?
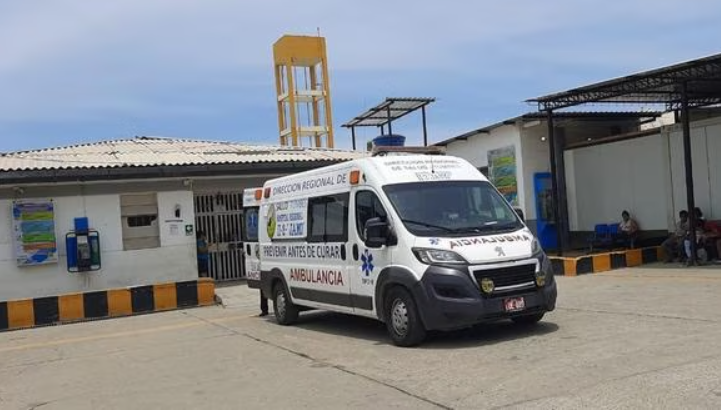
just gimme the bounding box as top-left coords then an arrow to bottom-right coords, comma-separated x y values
504,297 -> 525,312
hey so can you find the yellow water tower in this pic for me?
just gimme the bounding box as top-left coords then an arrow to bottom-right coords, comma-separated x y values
273,35 -> 335,148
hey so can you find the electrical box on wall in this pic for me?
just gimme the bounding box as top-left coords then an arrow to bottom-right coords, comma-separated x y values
66,217 -> 101,273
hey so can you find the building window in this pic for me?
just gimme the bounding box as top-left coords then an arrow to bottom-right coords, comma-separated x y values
127,215 -> 157,228
121,193 -> 160,251
307,194 -> 349,243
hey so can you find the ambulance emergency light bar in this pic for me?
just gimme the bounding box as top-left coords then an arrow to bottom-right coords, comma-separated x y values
371,145 -> 446,157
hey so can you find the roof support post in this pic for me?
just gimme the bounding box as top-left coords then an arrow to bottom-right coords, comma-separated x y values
381,125 -> 386,136
547,111 -> 563,256
681,81 -> 698,265
547,111 -> 570,255
555,129 -> 571,254
387,106 -> 393,135
351,126 -> 357,151
422,106 -> 429,146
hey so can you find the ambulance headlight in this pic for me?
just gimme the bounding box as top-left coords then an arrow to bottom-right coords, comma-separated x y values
534,250 -> 553,286
413,248 -> 468,265
531,237 -> 541,254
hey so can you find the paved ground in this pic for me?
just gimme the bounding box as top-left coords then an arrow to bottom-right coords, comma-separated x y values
1,265 -> 721,409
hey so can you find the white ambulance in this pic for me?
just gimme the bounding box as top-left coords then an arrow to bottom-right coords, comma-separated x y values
258,147 -> 557,347
242,188 -> 262,289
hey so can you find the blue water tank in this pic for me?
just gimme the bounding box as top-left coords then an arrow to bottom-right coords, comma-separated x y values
373,134 -> 406,147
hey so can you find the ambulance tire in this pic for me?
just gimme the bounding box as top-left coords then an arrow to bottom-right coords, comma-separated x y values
384,286 -> 426,347
273,282 -> 299,325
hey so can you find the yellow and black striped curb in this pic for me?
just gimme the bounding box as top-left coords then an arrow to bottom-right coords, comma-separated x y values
550,246 -> 663,276
0,278 -> 216,332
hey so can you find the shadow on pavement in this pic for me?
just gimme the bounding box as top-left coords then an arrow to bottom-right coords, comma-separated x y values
279,310 -> 559,349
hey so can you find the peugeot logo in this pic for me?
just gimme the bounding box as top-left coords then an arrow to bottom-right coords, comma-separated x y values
495,246 -> 506,257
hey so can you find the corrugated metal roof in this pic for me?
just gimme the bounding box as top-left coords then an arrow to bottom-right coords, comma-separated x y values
434,111 -> 663,146
0,136 -> 368,172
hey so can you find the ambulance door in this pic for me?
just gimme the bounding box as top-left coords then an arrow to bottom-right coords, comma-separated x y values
302,193 -> 353,313
242,196 -> 261,289
350,188 -> 392,316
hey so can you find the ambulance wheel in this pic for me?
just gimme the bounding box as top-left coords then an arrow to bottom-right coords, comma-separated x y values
384,287 -> 426,347
511,312 -> 544,326
273,283 -> 299,325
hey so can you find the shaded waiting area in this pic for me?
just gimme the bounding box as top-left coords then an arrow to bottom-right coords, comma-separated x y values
528,53 -> 721,265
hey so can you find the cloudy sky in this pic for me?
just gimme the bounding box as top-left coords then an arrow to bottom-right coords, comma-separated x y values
1,0 -> 720,152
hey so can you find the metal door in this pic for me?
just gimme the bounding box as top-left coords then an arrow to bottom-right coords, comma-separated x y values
194,192 -> 245,281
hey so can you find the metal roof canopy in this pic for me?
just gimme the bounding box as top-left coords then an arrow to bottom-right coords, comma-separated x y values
435,111 -> 663,147
528,53 -> 721,111
342,97 -> 435,150
526,53 -> 721,265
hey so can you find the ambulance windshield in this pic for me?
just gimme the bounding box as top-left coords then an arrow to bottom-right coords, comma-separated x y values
383,180 -> 523,237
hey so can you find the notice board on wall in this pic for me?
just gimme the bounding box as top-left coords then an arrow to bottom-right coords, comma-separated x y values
12,200 -> 58,266
487,145 -> 519,206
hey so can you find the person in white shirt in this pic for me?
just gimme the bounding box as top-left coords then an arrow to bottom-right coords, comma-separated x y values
618,210 -> 640,249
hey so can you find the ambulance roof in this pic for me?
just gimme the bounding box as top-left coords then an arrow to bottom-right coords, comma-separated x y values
262,154 -> 488,201
361,154 -> 488,186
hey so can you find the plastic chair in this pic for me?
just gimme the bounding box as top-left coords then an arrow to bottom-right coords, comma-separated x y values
588,224 -> 611,253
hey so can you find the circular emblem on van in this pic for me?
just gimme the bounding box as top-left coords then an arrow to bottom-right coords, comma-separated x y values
266,204 -> 277,238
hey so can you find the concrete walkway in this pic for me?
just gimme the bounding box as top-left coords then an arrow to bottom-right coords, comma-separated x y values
2,266 -> 721,409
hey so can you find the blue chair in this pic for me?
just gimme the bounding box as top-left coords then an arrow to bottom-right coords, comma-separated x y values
588,224 -> 612,253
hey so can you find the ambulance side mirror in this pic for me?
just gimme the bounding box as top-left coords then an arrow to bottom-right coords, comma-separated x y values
514,207 -> 525,222
364,217 -> 390,248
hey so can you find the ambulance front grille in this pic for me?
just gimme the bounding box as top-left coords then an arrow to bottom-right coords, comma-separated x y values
472,263 -> 536,293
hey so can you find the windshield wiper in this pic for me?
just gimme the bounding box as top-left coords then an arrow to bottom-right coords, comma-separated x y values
401,219 -> 455,232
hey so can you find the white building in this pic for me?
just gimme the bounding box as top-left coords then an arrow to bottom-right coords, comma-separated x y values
0,136 -> 365,302
436,110 -> 721,250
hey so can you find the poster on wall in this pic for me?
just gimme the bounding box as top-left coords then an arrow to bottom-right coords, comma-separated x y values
487,146 -> 519,206
12,200 -> 59,266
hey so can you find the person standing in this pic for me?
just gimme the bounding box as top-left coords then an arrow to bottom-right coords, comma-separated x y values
196,231 -> 210,277
260,293 -> 269,316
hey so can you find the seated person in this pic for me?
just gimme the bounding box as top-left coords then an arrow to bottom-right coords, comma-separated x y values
694,207 -> 707,226
662,210 -> 689,263
618,210 -> 640,249
691,207 -> 721,263
702,220 -> 721,263
684,219 -> 708,265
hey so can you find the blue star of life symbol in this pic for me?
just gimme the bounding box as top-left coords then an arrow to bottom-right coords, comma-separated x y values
429,238 -> 440,245
361,249 -> 374,276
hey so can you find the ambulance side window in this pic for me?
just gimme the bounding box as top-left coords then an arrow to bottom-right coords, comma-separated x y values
355,191 -> 387,241
308,194 -> 349,243
242,207 -> 259,242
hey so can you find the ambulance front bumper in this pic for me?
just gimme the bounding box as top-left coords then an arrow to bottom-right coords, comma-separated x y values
410,265 -> 557,332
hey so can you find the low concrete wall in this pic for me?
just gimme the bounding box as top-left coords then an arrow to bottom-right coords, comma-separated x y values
550,246 -> 662,276
0,278 -> 216,332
